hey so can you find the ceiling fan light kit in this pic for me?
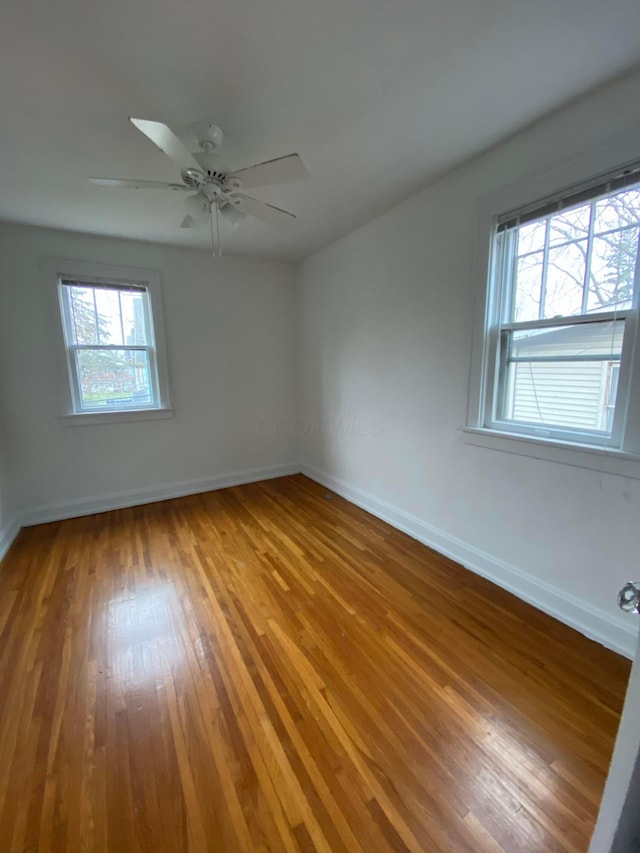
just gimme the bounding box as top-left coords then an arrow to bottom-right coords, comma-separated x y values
184,192 -> 210,220
220,202 -> 246,230
89,118 -> 309,257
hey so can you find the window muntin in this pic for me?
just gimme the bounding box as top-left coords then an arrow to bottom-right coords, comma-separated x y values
58,279 -> 160,413
486,181 -> 640,447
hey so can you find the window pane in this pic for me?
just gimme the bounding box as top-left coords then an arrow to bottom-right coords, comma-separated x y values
510,320 -> 623,360
544,241 -> 586,318
548,205 -> 590,246
504,360 -> 620,432
587,227 -> 639,312
501,320 -> 624,434
76,349 -> 153,409
513,251 -> 543,321
120,290 -> 149,345
94,287 -> 124,345
68,286 -> 98,344
594,188 -> 640,233
65,284 -> 150,346
517,221 -> 546,255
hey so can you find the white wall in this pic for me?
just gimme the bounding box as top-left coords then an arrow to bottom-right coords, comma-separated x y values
0,375 -> 18,558
0,445 -> 8,537
297,68 -> 640,656
0,224 -> 298,522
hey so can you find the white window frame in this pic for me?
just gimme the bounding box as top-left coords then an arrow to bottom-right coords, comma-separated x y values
43,258 -> 173,426
464,136 -> 640,479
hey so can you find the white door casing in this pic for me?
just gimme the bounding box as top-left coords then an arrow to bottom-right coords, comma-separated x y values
589,582 -> 640,852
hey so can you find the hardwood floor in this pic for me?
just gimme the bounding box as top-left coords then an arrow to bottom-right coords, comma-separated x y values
0,475 -> 630,852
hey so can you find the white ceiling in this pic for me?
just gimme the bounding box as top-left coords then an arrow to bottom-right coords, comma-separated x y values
2,0 -> 640,261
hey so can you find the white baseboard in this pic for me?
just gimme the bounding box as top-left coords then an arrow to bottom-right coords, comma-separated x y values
300,463 -> 637,659
21,463 -> 300,527
0,515 -> 21,563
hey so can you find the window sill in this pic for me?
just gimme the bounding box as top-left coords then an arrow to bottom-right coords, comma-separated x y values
59,408 -> 174,427
461,426 -> 640,479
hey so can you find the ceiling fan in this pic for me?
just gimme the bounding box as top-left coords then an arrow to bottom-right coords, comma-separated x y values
89,118 -> 309,256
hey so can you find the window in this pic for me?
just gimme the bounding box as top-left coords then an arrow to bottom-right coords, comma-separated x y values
51,261 -> 171,421
476,164 -> 640,454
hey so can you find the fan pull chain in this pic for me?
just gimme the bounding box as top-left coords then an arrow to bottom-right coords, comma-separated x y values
216,204 -> 221,257
209,205 -> 216,260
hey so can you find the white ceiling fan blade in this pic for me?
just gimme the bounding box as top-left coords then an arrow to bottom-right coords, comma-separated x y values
89,177 -> 187,190
236,194 -> 296,225
129,118 -> 202,174
230,154 -> 309,189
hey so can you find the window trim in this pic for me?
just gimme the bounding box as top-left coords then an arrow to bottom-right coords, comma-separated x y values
465,132 -> 640,477
42,258 -> 172,423
58,407 -> 175,427
460,425 -> 640,480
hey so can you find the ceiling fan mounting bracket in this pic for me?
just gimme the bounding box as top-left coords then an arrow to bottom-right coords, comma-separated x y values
188,121 -> 225,152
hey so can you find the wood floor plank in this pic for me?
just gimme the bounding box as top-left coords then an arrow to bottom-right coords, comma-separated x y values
0,474 -> 630,851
